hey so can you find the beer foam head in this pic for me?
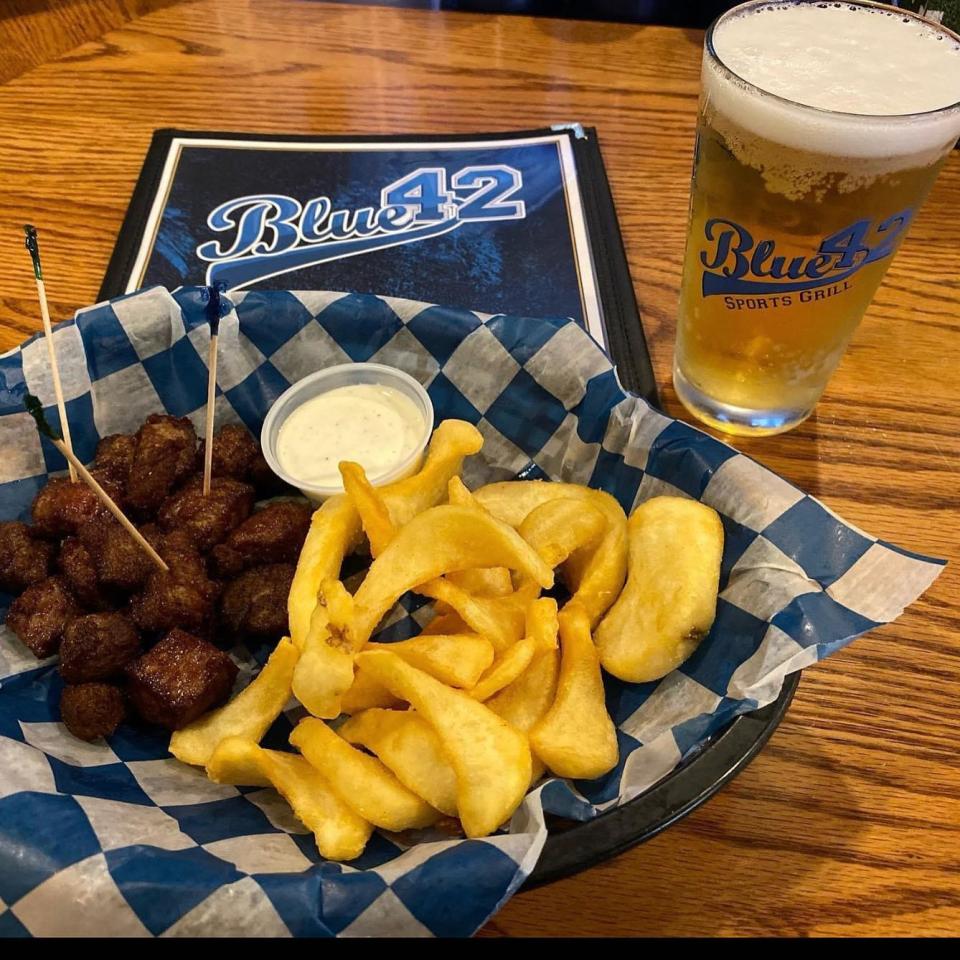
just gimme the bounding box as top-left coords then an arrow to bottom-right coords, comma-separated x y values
706,1 -> 960,162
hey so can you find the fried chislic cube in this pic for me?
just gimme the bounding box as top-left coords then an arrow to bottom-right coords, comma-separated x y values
126,414 -> 198,517
250,451 -> 293,498
31,476 -> 122,538
58,537 -> 111,610
220,562 -> 296,638
0,521 -> 53,593
197,424 -> 259,481
158,476 -> 254,552
156,526 -> 201,557
59,612 -> 142,683
210,501 -> 313,577
198,425 -> 291,497
92,433 -> 137,485
125,628 -> 238,730
130,540 -> 219,635
60,683 -> 125,741
6,576 -> 79,658
78,518 -> 155,593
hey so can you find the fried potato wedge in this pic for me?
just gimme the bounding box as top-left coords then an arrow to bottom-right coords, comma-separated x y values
487,647 -> 561,783
474,481 -> 628,626
207,736 -> 373,861
340,709 -> 459,817
291,718 -> 439,831
419,610 -> 470,636
530,603 -> 618,781
170,637 -> 299,767
349,505 -> 553,649
518,499 -> 606,568
468,635 -> 538,702
341,461 -> 395,557
369,633 -> 494,688
490,578 -> 542,646
488,648 -> 561,734
416,577 -> 529,652
526,596 -> 560,652
380,419 -> 483,528
320,577 -> 354,638
446,475 -> 478,508
595,496 -> 723,682
472,480 -> 568,528
341,663 -> 404,713
444,478 -> 517,598
444,476 -> 513,600
468,599 -> 557,702
447,567 -> 514,598
292,595 -> 356,719
357,649 -> 532,838
288,495 -> 361,650
290,421 -> 483,712
563,490 -> 628,627
206,735 -> 271,787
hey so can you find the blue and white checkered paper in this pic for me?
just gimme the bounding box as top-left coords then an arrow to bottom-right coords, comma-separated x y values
0,287 -> 944,937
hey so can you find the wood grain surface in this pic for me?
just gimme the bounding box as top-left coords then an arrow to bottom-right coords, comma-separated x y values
0,0 -> 957,938
0,0 -> 179,83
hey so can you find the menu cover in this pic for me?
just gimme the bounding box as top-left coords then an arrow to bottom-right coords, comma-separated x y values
100,127 -> 656,402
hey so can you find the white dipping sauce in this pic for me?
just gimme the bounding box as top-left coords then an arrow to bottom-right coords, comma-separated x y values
276,383 -> 426,488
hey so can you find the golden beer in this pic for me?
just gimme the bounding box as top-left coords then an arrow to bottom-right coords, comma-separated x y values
674,1 -> 960,435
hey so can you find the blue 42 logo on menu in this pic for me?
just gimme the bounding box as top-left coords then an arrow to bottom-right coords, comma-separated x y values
197,166 -> 526,289
381,167 -> 524,223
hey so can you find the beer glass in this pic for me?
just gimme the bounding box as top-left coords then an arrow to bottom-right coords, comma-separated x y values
674,0 -> 960,436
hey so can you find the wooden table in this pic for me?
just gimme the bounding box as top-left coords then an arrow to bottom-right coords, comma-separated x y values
1,0 -> 957,938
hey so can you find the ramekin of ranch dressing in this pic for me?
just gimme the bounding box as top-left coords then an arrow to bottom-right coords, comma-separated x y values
260,363 -> 434,502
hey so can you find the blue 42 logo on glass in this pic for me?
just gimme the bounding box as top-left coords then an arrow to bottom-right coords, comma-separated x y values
197,166 -> 525,289
699,208 -> 914,298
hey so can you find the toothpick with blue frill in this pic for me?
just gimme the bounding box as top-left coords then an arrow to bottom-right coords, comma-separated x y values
24,226 -> 77,481
202,283 -> 226,496
24,393 -> 169,572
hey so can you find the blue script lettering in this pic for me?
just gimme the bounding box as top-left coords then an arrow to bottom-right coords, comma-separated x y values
197,165 -> 526,290
700,219 -> 751,276
197,195 -> 301,261
298,200 -> 414,243
700,208 -> 914,298
300,197 -> 332,242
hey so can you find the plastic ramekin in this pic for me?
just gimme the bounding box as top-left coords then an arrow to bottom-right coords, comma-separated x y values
260,362 -> 435,503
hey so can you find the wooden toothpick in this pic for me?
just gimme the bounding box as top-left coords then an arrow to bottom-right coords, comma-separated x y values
24,225 -> 76,481
24,394 -> 169,573
202,285 -> 223,496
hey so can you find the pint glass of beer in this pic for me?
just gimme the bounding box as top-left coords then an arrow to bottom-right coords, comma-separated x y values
674,1 -> 960,435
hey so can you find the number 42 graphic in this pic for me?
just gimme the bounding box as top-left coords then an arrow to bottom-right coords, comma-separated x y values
380,166 -> 526,224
